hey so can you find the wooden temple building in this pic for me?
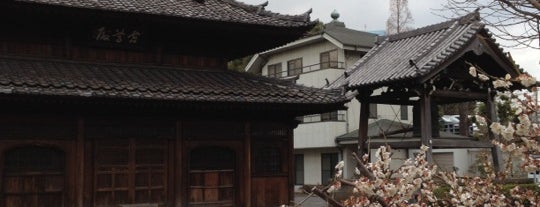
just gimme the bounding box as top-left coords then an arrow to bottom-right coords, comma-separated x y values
332,12 -> 521,169
0,0 -> 348,206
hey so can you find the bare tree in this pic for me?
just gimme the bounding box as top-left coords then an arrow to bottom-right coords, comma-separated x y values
386,0 -> 414,35
439,0 -> 540,49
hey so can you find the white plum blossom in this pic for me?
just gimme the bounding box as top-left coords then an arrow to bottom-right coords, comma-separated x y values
478,73 -> 489,81
500,123 -> 515,141
316,68 -> 540,207
469,66 -> 477,77
493,79 -> 512,88
490,122 -> 503,135
518,74 -> 536,87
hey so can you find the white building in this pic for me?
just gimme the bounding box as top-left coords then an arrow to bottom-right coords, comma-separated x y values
245,12 -> 412,187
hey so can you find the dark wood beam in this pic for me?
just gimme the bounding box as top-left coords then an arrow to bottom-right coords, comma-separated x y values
431,90 -> 488,100
356,96 -> 370,157
367,95 -> 417,105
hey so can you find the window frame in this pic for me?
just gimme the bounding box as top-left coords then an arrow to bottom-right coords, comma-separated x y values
369,103 -> 378,119
320,49 -> 338,69
294,154 -> 304,185
321,153 -> 338,184
287,58 -> 303,76
400,105 -> 408,120
321,111 -> 339,121
267,63 -> 282,78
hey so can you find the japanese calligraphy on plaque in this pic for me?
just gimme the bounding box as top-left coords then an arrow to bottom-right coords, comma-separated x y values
92,26 -> 143,48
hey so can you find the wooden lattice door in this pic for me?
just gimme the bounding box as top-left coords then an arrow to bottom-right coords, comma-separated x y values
2,147 -> 65,207
93,139 -> 167,207
188,147 -> 236,207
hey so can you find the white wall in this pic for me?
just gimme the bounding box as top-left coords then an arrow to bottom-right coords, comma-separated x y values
296,69 -> 344,88
294,121 -> 347,149
409,148 -> 474,176
296,148 -> 340,186
262,41 -> 343,77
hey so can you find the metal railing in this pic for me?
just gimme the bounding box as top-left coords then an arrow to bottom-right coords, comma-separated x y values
266,61 -> 345,78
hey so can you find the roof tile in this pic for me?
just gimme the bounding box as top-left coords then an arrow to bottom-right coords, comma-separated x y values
332,12 -> 488,88
16,0 -> 313,27
0,57 -> 346,105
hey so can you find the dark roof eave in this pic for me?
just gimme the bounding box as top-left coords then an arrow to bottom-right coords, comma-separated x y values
0,93 -> 347,115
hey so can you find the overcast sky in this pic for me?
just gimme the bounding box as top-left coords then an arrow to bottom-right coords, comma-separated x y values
240,0 -> 540,79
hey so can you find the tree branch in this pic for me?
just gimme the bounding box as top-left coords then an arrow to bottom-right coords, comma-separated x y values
499,0 -> 540,19
526,0 -> 540,10
352,152 -> 376,181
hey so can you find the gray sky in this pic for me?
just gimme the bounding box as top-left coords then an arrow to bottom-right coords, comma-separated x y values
240,0 -> 540,78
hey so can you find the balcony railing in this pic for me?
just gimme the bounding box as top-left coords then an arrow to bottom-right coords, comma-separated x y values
297,111 -> 347,124
266,61 -> 345,78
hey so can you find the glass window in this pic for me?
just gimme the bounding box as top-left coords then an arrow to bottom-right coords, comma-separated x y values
267,63 -> 282,78
369,103 -> 378,119
287,58 -> 302,76
294,154 -> 304,185
400,105 -> 408,120
321,111 -> 338,121
320,50 -> 338,69
321,153 -> 338,184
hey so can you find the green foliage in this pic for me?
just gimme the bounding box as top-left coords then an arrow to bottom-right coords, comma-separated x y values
227,55 -> 252,72
501,183 -> 540,194
433,185 -> 451,199
496,95 -> 516,125
306,21 -> 324,36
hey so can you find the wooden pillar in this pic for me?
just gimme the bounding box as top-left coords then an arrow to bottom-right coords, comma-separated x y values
76,118 -> 84,207
420,92 -> 433,163
486,89 -> 503,171
175,121 -> 184,207
244,122 -> 252,207
287,124 -> 296,206
413,104 -> 421,137
356,95 -> 370,157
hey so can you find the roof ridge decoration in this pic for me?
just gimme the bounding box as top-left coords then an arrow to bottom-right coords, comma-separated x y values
220,0 -> 312,22
15,0 -> 314,27
388,10 -> 481,42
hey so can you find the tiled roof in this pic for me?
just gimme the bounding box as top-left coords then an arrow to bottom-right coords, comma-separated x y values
324,21 -> 377,48
0,56 -> 346,105
338,12 -> 490,88
15,0 -> 313,27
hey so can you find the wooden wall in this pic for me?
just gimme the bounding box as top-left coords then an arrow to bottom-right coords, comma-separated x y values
0,114 -> 294,207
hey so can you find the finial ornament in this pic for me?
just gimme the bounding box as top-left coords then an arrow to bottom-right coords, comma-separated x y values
331,10 -> 340,20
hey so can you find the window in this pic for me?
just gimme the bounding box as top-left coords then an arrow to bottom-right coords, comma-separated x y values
287,58 -> 302,76
400,105 -> 408,120
321,153 -> 338,184
294,154 -> 304,185
267,63 -> 282,78
3,147 -> 65,207
321,111 -> 338,121
320,50 -> 338,69
253,147 -> 282,174
369,103 -> 378,119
